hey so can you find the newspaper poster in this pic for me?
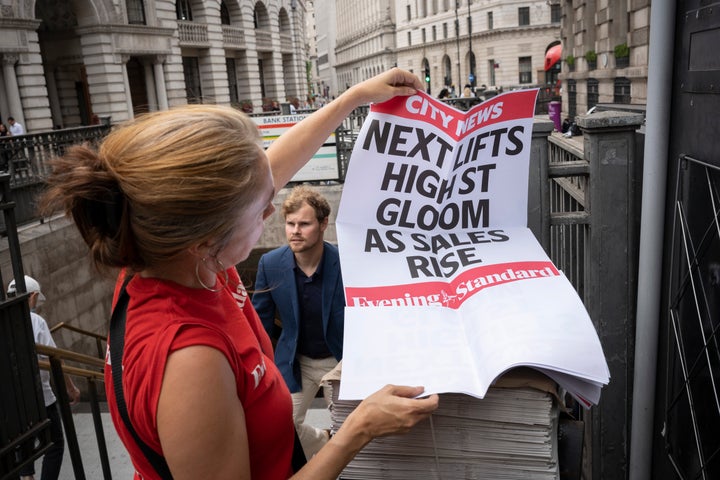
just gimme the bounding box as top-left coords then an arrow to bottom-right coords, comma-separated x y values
336,91 -> 609,406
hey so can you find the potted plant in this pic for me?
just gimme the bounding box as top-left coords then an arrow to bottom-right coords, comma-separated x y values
614,43 -> 629,68
565,55 -> 575,72
585,50 -> 597,70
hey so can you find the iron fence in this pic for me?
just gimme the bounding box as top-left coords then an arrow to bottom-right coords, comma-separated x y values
546,134 -> 590,301
0,125 -> 110,227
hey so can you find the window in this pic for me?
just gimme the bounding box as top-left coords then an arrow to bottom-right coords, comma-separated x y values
587,78 -> 599,110
432,25 -> 437,41
614,77 -> 631,104
567,79 -> 577,119
182,56 -> 202,103
488,59 -> 496,86
408,31 -> 412,46
551,4 -> 561,23
487,11 -> 493,30
443,22 -> 448,38
220,1 -> 231,25
127,0 -> 146,25
176,0 -> 192,21
226,58 -> 238,105
422,28 -> 426,43
467,15 -> 472,35
519,56 -> 532,84
407,4 -> 411,21
518,7 -> 530,26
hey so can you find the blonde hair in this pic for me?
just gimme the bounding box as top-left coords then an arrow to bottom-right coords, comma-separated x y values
41,104 -> 265,272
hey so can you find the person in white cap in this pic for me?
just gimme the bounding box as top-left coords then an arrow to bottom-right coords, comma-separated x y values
7,275 -> 80,480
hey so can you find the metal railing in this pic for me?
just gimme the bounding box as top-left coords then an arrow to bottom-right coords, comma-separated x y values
50,322 -> 107,363
547,133 -> 590,300
0,124 -> 110,227
35,344 -> 112,480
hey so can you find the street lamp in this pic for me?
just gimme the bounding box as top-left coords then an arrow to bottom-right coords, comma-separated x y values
455,1 -> 461,90
468,0 -> 475,87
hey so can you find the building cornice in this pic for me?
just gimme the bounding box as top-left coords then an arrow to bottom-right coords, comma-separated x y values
75,24 -> 176,37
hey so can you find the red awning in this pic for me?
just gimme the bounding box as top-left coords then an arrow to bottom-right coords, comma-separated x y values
544,44 -> 562,71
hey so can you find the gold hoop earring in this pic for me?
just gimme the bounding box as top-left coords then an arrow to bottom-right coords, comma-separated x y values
195,256 -> 229,293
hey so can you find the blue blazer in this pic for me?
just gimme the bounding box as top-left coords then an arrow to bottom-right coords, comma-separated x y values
251,242 -> 345,392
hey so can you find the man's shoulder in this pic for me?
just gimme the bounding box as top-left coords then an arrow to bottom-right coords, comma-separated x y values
260,245 -> 292,262
323,241 -> 340,257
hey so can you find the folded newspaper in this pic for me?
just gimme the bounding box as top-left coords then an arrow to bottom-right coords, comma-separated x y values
336,90 -> 610,407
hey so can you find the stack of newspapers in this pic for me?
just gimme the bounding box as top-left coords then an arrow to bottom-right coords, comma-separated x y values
328,374 -> 560,480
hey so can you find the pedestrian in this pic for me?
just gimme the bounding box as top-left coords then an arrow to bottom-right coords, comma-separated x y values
253,185 -> 344,459
7,275 -> 81,480
40,68 -> 439,479
0,123 -> 9,137
8,116 -> 25,136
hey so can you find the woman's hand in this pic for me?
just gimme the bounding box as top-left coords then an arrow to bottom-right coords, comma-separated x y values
335,385 -> 439,448
345,68 -> 425,106
291,385 -> 438,480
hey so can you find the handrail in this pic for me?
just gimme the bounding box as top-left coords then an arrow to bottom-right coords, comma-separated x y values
35,344 -> 105,369
33,343 -> 112,480
49,321 -> 107,359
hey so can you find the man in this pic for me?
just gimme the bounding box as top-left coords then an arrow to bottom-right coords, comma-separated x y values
7,116 -> 25,136
252,185 -> 344,459
8,275 -> 80,480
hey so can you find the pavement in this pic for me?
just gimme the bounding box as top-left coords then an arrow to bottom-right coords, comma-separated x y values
24,398 -> 332,479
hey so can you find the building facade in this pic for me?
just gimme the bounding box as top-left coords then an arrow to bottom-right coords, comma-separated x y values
310,0 -> 338,99
394,0 -> 561,96
0,0 -> 308,133
560,0 -> 650,119
335,0 -> 397,92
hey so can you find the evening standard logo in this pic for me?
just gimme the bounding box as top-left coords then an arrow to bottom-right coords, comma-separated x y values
345,261 -> 559,309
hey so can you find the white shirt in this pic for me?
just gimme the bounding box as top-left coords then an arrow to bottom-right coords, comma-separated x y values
9,122 -> 24,136
30,311 -> 57,406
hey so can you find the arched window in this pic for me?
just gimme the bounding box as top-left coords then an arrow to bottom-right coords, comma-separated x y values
176,0 -> 192,21
127,0 -> 146,25
220,1 -> 231,25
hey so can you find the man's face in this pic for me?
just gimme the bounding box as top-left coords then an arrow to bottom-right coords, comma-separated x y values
285,202 -> 327,254
8,119 -> 14,125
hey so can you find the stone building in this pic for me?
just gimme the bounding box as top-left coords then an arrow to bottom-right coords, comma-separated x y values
308,0 -> 338,99
560,0 -> 650,119
394,0 -> 561,96
335,0 -> 397,92
0,0 -> 308,133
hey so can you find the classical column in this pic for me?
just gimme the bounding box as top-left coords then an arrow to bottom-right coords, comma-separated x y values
2,54 -> 24,126
142,58 -> 158,111
44,65 -> 63,128
121,55 -> 134,119
153,56 -> 169,110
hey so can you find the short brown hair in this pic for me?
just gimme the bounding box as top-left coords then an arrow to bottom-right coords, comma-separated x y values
281,185 -> 330,223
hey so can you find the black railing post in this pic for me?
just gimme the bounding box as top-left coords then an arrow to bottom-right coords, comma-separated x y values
88,378 -> 113,479
49,357 -> 85,480
576,110 -> 645,480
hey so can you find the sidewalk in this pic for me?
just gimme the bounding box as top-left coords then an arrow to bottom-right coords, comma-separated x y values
25,399 -> 332,479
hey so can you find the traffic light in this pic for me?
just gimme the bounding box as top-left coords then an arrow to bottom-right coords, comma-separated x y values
424,68 -> 430,84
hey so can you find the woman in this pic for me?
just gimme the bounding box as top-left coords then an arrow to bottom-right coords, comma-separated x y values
41,68 -> 438,480
0,123 -> 9,136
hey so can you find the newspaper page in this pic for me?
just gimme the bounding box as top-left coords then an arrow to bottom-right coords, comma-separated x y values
336,91 -> 610,406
